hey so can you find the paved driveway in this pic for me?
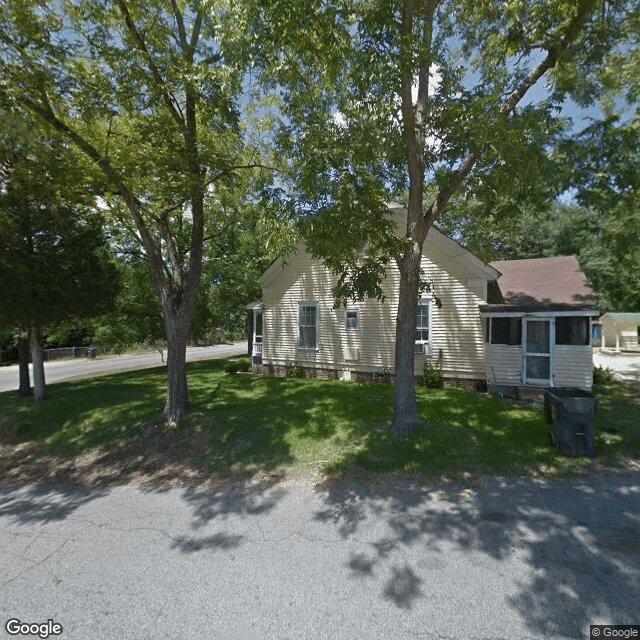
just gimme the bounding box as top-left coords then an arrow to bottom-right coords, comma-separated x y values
1,474 -> 639,640
0,343 -> 246,393
593,350 -> 640,385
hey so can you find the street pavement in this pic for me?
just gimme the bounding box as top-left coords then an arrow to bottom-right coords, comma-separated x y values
1,473 -> 639,640
0,343 -> 246,393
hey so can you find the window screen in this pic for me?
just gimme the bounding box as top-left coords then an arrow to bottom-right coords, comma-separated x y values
555,317 -> 590,345
490,317 -> 522,345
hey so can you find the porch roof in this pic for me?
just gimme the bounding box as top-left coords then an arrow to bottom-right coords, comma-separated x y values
487,255 -> 597,311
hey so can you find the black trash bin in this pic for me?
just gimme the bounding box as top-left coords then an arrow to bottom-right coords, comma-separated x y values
544,388 -> 597,457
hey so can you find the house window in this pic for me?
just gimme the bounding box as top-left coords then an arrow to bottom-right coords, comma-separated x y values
415,300 -> 430,353
490,317 -> 522,345
345,309 -> 359,331
555,316 -> 590,346
298,303 -> 318,349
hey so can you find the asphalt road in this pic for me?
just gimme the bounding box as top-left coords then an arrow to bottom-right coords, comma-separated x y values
0,343 -> 246,393
1,473 -> 639,640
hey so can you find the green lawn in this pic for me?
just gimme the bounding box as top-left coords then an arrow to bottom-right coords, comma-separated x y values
0,358 -> 638,490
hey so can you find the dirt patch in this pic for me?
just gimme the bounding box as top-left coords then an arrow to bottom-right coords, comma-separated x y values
0,424 -> 322,493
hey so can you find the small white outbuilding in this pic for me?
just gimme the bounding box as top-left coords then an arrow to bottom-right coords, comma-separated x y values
599,313 -> 640,352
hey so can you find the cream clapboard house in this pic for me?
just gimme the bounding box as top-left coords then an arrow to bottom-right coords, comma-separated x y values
247,204 -> 598,395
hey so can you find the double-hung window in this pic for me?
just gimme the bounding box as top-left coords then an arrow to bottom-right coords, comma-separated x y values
298,303 -> 318,349
415,300 -> 431,354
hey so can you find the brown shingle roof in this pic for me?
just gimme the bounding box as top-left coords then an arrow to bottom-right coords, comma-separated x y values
487,255 -> 596,310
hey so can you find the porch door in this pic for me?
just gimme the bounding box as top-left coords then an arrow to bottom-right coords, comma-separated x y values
253,311 -> 263,357
524,319 -> 552,385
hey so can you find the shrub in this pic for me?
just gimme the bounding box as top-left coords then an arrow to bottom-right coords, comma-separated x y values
237,358 -> 251,372
593,365 -> 615,386
423,360 -> 444,389
288,364 -> 304,379
224,361 -> 240,375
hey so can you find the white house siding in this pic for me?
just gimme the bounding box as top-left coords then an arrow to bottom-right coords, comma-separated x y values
554,346 -> 593,387
262,240 -> 488,379
485,343 -> 593,389
414,249 -> 486,379
486,345 -> 523,385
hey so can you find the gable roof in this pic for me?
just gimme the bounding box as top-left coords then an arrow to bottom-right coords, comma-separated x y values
485,255 -> 596,311
387,203 -> 499,280
599,312 -> 640,326
261,203 -> 499,288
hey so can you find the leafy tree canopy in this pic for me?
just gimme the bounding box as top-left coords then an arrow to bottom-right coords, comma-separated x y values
0,109 -> 118,331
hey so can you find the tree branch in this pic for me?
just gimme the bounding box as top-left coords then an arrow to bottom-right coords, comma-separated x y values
423,0 -> 598,227
17,89 -> 172,307
189,4 -> 205,56
169,0 -> 188,51
208,162 -> 277,183
114,0 -> 186,130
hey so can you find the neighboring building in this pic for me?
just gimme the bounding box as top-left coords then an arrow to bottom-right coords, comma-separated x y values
247,205 -> 598,396
599,313 -> 640,352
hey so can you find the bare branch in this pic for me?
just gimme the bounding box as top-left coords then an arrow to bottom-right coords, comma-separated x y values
189,4 -> 205,55
114,0 -> 186,130
208,162 -> 277,184
169,0 -> 188,51
203,222 -> 235,244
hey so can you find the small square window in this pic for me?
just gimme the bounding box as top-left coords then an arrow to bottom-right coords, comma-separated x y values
345,309 -> 359,330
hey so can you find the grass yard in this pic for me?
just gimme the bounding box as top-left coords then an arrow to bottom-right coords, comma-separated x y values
0,357 -> 638,490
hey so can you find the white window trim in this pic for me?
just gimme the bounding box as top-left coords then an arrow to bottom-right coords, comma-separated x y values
297,301 -> 319,350
345,308 -> 360,331
415,298 -> 433,355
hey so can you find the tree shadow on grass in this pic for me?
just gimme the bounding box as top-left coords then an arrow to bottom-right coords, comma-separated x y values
313,474 -> 640,635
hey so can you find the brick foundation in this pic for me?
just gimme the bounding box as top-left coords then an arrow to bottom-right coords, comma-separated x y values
253,363 -> 488,391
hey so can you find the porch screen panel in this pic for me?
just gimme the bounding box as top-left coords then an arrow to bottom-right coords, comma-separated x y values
527,321 -> 550,354
526,320 -> 550,380
555,317 -> 589,345
526,355 -> 550,380
490,317 -> 521,345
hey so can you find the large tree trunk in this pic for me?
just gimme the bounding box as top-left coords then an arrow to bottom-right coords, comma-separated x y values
17,328 -> 31,396
29,325 -> 47,401
391,249 -> 423,436
162,310 -> 192,424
